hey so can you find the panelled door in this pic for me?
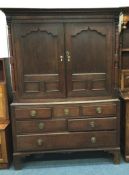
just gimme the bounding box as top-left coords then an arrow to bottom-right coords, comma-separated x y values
13,21 -> 113,99
65,23 -> 113,97
13,23 -> 66,99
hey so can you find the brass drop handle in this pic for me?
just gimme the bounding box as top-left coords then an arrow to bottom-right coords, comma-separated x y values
60,55 -> 63,62
90,121 -> 95,128
38,122 -> 45,130
30,110 -> 37,117
37,139 -> 43,146
91,137 -> 96,144
64,108 -> 69,116
96,107 -> 102,114
66,51 -> 71,62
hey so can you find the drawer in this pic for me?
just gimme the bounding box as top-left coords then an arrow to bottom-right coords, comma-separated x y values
16,119 -> 67,134
81,103 -> 116,117
16,131 -> 117,151
53,106 -> 79,118
15,107 -> 51,119
68,117 -> 117,131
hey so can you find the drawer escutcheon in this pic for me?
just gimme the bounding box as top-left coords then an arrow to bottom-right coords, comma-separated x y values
90,121 -> 95,128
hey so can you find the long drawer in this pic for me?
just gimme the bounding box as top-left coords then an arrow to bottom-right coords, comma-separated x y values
16,119 -> 67,134
16,131 -> 117,151
68,117 -> 117,131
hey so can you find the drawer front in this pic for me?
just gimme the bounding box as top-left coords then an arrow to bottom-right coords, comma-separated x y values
53,106 -> 79,118
15,107 -> 51,119
81,103 -> 116,117
16,131 -> 117,151
16,119 -> 67,134
68,118 -> 117,131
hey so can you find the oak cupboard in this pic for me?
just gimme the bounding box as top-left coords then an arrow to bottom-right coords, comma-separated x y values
2,8 -> 121,169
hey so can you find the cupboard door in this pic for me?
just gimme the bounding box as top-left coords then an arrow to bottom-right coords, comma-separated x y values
13,23 -> 66,99
65,23 -> 113,97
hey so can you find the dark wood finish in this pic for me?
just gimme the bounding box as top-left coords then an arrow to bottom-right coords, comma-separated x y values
113,151 -> 121,164
119,10 -> 129,161
11,100 -> 120,169
16,119 -> 67,134
53,106 -> 80,118
16,131 -> 117,151
120,98 -> 129,161
68,117 -> 117,131
81,103 -> 116,116
15,107 -> 52,119
13,154 -> 22,170
121,52 -> 129,69
13,23 -> 66,99
2,8 -> 121,169
3,8 -> 118,100
65,23 -> 113,97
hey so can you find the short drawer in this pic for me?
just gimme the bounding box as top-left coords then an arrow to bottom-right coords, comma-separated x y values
15,107 -> 51,119
53,106 -> 79,118
16,119 -> 67,134
68,117 -> 117,131
81,103 -> 116,117
16,131 -> 117,151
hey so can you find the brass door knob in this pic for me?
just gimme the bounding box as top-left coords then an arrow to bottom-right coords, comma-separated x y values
37,139 -> 43,146
91,136 -> 96,144
96,107 -> 102,114
30,110 -> 37,117
64,108 -> 69,115
66,51 -> 71,62
38,122 -> 45,130
90,121 -> 95,128
60,55 -> 63,62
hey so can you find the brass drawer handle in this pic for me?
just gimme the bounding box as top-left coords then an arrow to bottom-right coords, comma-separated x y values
37,139 -> 43,146
91,136 -> 96,144
30,110 -> 37,117
90,121 -> 95,128
96,107 -> 102,114
38,122 -> 45,130
64,108 -> 69,115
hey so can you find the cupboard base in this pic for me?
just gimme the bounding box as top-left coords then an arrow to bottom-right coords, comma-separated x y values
13,148 -> 121,170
